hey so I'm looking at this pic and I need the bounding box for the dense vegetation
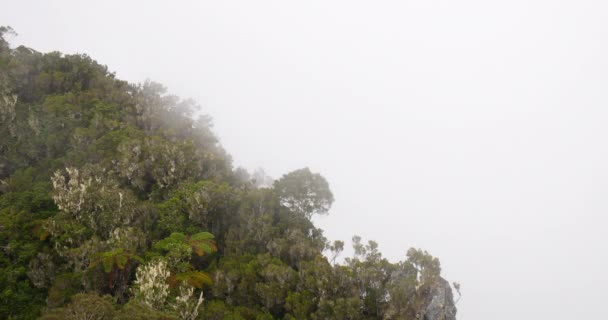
[0,26,457,319]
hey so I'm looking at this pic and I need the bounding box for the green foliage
[274,167,334,219]
[202,300,273,320]
[90,248,143,273]
[154,232,217,270]
[156,180,237,240]
[0,27,456,320]
[41,293,115,320]
[115,300,178,320]
[46,273,81,309]
[169,271,212,289]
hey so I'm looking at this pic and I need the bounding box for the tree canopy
[0,27,457,320]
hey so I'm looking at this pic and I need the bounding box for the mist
[3,1,608,319]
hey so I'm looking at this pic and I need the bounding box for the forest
[0,26,457,319]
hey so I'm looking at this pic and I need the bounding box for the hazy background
[3,1,608,319]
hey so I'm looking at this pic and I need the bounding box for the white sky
[3,1,608,319]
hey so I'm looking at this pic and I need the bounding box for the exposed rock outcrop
[423,277,457,320]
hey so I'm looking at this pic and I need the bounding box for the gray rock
[423,277,457,320]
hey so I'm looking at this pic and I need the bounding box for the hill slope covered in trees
[0,27,457,320]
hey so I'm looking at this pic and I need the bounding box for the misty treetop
[0,27,457,319]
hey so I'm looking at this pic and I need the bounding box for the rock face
[423,277,457,320]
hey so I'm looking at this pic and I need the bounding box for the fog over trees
[3,1,608,319]
[0,28,457,319]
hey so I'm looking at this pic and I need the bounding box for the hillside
[0,27,457,320]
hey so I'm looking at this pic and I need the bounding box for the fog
[4,1,608,318]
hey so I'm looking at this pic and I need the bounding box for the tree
[89,248,143,302]
[50,165,137,238]
[153,232,217,270]
[41,293,115,320]
[115,300,178,320]
[0,26,16,52]
[326,240,345,265]
[345,236,394,318]
[132,259,171,309]
[171,284,205,320]
[0,28,457,320]
[273,168,334,219]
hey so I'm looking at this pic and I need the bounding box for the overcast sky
[4,1,608,319]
